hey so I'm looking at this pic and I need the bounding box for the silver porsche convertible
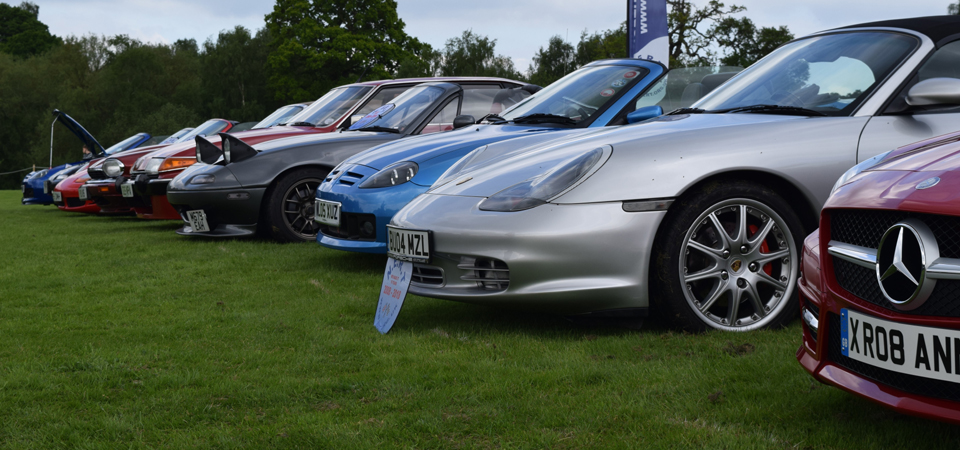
[387,16,960,331]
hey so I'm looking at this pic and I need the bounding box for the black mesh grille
[319,213,376,241]
[23,186,34,198]
[66,197,85,208]
[830,209,960,259]
[833,257,960,318]
[827,313,960,403]
[411,265,443,286]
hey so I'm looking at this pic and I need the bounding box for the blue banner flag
[627,0,669,68]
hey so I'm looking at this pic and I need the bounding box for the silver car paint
[391,27,960,314]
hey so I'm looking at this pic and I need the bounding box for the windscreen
[634,66,743,111]
[177,120,229,142]
[253,105,305,129]
[356,85,445,134]
[501,65,649,124]
[287,86,373,127]
[695,32,918,115]
[103,133,146,155]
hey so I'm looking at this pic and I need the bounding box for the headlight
[430,145,488,191]
[359,161,419,188]
[132,156,147,172]
[158,157,196,173]
[190,174,215,185]
[831,150,892,194]
[479,147,606,212]
[102,159,124,178]
[144,158,163,175]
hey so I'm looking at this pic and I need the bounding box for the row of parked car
[21,15,960,424]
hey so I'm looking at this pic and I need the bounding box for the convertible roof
[836,15,960,45]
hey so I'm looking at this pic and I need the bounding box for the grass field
[2,191,959,448]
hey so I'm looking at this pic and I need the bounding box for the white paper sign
[375,257,413,334]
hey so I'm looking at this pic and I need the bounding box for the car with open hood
[385,16,960,332]
[78,118,238,214]
[167,77,531,242]
[22,110,150,205]
[315,62,739,253]
[798,130,960,424]
[114,79,485,221]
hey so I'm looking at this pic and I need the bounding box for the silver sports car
[387,16,960,331]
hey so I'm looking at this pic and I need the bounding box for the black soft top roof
[836,15,960,45]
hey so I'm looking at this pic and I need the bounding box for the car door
[858,39,960,161]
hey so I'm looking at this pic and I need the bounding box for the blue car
[22,110,151,205]
[316,60,739,253]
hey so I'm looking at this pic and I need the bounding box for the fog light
[802,307,819,335]
[361,221,375,237]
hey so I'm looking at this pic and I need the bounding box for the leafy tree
[199,26,275,121]
[265,0,426,102]
[528,36,575,87]
[437,30,521,79]
[667,0,744,67]
[396,42,441,78]
[574,22,626,67]
[0,1,60,58]
[710,17,793,67]
[951,1,959,14]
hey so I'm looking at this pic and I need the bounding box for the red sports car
[115,77,504,220]
[79,118,238,214]
[799,130,960,424]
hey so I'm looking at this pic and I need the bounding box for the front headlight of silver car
[359,161,419,188]
[102,159,124,178]
[831,150,892,194]
[479,147,607,212]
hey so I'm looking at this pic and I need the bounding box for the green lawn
[1,191,958,448]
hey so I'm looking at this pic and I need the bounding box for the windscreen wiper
[714,104,827,116]
[357,125,400,133]
[287,121,315,127]
[479,113,508,124]
[511,113,578,125]
[667,107,708,115]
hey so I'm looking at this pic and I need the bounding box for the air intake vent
[459,257,509,291]
[411,265,443,286]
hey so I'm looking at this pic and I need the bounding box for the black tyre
[262,168,328,243]
[652,180,804,332]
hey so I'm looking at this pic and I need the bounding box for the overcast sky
[30,0,957,71]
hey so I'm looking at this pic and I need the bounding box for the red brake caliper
[748,224,773,275]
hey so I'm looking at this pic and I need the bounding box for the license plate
[121,182,134,198]
[841,308,960,383]
[43,183,48,194]
[186,210,210,233]
[315,199,341,226]
[22,185,26,194]
[386,226,431,263]
[375,257,413,334]
[78,186,88,200]
[52,191,62,202]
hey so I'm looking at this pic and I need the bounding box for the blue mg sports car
[316,60,740,253]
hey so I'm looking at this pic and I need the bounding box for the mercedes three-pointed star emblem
[879,228,919,286]
[875,219,939,309]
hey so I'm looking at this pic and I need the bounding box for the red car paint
[53,167,100,213]
[799,132,960,424]
[127,77,520,220]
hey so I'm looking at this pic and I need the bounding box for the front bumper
[389,193,666,315]
[166,186,266,237]
[797,230,960,425]
[82,179,131,214]
[21,179,53,205]
[316,178,429,254]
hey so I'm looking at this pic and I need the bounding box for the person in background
[81,144,92,161]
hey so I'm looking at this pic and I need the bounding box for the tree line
[1,0,797,188]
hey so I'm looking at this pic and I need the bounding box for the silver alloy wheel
[679,198,798,331]
[282,178,322,238]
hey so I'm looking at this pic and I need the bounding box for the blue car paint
[317,60,667,253]
[22,131,151,205]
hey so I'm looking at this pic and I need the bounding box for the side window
[352,87,408,123]
[421,99,460,135]
[459,86,532,119]
[885,40,960,114]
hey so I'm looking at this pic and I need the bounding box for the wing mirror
[906,78,960,106]
[195,136,223,164]
[626,106,664,124]
[218,133,258,164]
[453,115,476,129]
